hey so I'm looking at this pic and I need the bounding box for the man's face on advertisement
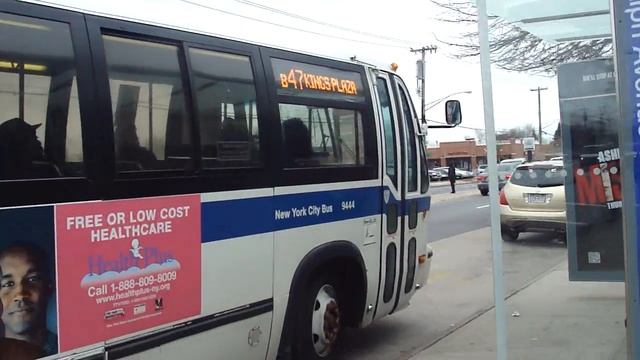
[0,248,49,339]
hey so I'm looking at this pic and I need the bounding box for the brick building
[427,139,562,171]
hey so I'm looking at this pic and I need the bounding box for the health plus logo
[80,241,180,289]
[130,239,144,259]
[86,244,175,275]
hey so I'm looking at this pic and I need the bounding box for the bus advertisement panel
[56,195,201,352]
[0,195,201,357]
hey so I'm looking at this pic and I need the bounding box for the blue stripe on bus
[272,187,381,232]
[201,195,274,243]
[201,186,430,243]
[384,187,431,214]
[417,196,431,213]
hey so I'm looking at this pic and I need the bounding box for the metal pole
[411,46,437,122]
[538,87,542,143]
[421,49,426,123]
[530,87,548,144]
[477,1,507,359]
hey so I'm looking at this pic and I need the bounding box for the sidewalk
[410,260,627,360]
[430,179,476,188]
[430,189,477,203]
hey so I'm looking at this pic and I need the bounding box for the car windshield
[511,164,566,188]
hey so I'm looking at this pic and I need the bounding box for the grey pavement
[410,258,626,360]
[335,227,568,360]
[427,193,489,242]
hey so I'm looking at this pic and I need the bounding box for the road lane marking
[476,204,490,209]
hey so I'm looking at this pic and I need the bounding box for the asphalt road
[333,196,567,360]
[427,194,490,242]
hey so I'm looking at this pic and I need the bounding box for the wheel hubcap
[311,284,340,357]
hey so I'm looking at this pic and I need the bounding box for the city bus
[0,1,461,359]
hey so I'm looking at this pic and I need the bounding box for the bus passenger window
[279,104,364,168]
[189,48,261,168]
[0,13,83,180]
[103,35,193,173]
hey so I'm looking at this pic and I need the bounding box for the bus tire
[292,273,342,359]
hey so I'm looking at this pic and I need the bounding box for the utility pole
[411,46,437,122]
[530,86,548,144]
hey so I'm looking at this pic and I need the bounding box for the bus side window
[279,104,364,168]
[103,35,193,173]
[0,13,83,180]
[189,48,261,168]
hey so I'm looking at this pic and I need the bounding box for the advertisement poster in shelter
[558,58,624,281]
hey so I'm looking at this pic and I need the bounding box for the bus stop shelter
[474,1,640,359]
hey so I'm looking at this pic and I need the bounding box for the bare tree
[496,124,538,141]
[430,0,613,73]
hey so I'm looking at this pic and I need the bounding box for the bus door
[392,76,423,312]
[373,73,404,319]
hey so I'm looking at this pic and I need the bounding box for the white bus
[0,1,461,359]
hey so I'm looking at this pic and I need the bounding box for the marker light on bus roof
[390,63,399,72]
[0,61,47,72]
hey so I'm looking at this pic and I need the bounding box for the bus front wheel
[294,275,342,359]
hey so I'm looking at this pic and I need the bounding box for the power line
[231,0,418,46]
[179,0,412,49]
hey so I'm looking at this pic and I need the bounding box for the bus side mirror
[445,100,462,126]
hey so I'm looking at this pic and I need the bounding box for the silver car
[500,161,567,241]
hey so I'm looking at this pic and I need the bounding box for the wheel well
[323,257,366,327]
[279,241,367,356]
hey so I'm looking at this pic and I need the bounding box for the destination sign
[272,58,365,103]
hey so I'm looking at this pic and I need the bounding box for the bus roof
[19,0,387,73]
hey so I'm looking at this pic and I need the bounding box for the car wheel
[480,189,489,196]
[292,274,342,360]
[501,229,519,242]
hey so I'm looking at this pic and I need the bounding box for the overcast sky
[32,0,561,144]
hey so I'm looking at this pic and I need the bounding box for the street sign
[522,137,535,151]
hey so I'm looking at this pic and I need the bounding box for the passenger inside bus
[113,85,157,171]
[0,118,60,180]
[283,117,315,167]
[220,116,249,142]
[114,121,157,171]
